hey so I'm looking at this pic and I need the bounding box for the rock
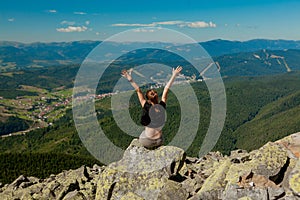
[0,165,100,200]
[1,133,300,200]
[276,132,300,159]
[96,139,186,200]
[192,133,300,200]
[62,190,86,200]
[115,139,186,175]
[9,175,29,190]
[230,149,250,163]
[120,192,144,200]
[238,197,253,200]
[267,187,286,199]
[289,159,300,197]
[197,159,231,195]
[237,171,279,188]
[225,141,290,188]
[222,184,286,200]
[222,184,269,200]
[157,180,189,200]
[190,189,222,200]
[181,178,201,196]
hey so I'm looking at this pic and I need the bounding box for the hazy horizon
[1,38,300,45]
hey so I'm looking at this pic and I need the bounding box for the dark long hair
[145,89,157,99]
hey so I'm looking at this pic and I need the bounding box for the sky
[1,0,300,43]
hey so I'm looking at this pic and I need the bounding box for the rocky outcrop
[0,132,300,200]
[0,165,103,200]
[96,139,187,199]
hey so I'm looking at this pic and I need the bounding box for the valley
[0,85,72,137]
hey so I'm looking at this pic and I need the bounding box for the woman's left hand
[121,69,133,81]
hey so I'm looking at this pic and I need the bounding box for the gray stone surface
[0,132,299,200]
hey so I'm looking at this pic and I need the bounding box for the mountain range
[1,39,300,72]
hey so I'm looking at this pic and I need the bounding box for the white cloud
[155,21,184,25]
[133,28,156,33]
[61,20,76,25]
[56,26,88,32]
[112,20,216,28]
[185,21,216,28]
[105,53,113,57]
[74,11,87,15]
[112,23,155,27]
[8,18,15,22]
[58,20,91,33]
[47,10,57,13]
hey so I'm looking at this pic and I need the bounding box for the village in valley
[0,84,114,137]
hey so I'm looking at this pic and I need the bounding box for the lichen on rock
[289,159,300,197]
[96,139,186,199]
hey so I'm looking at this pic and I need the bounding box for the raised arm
[161,66,182,103]
[121,69,146,107]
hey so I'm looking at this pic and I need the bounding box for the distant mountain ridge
[216,49,300,76]
[0,41,100,70]
[201,39,300,56]
[1,39,300,71]
[1,39,300,55]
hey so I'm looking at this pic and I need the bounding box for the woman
[121,66,183,148]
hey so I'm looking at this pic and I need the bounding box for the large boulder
[95,139,187,200]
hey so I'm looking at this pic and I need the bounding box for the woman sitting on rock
[121,66,182,149]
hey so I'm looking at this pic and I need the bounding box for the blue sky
[1,0,300,43]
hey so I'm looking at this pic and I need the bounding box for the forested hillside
[1,71,300,184]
